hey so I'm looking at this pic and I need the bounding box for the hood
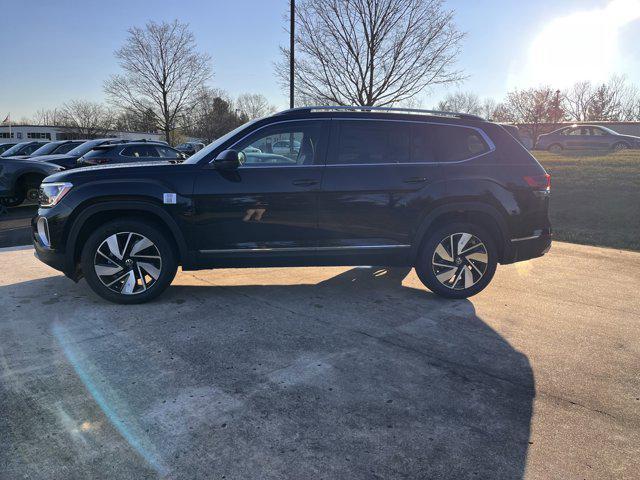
[43,160,184,183]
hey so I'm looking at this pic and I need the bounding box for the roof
[274,105,486,122]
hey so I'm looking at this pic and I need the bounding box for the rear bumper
[501,231,552,264]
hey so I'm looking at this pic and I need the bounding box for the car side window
[332,121,410,165]
[121,145,157,158]
[156,146,182,158]
[54,143,77,154]
[233,121,325,167]
[591,127,606,136]
[432,125,490,162]
[566,128,582,136]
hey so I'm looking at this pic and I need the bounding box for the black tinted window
[120,145,157,158]
[433,125,490,162]
[332,121,410,165]
[156,146,182,158]
[54,142,81,154]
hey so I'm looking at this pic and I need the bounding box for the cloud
[508,0,640,89]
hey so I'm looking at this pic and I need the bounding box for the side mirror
[213,149,244,170]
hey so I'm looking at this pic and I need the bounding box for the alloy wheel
[94,232,162,295]
[431,232,488,290]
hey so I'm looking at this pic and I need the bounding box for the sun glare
[511,0,640,88]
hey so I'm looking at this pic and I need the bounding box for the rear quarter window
[432,125,490,162]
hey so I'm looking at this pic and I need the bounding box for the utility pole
[289,0,295,109]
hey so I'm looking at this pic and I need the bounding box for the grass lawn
[533,149,640,252]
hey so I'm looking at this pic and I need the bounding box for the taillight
[524,174,550,191]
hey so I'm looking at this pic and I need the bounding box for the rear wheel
[415,223,498,299]
[80,220,178,304]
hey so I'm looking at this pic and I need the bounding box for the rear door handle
[403,176,428,184]
[292,179,318,186]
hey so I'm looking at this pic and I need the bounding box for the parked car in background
[32,106,551,304]
[2,140,85,160]
[33,139,129,170]
[0,141,49,158]
[0,142,18,154]
[77,142,185,167]
[536,125,640,152]
[176,141,205,156]
[0,158,63,207]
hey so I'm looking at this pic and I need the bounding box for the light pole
[290,0,295,109]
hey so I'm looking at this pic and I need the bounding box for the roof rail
[274,105,485,121]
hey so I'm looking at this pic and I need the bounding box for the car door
[317,119,446,254]
[590,127,612,149]
[564,127,589,149]
[191,119,329,254]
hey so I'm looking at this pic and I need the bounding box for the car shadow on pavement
[0,267,534,480]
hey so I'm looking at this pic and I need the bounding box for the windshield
[184,120,258,164]
[30,142,61,156]
[66,140,108,157]
[0,142,29,157]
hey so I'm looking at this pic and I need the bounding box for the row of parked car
[0,138,204,207]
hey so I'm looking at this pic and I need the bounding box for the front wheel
[80,220,178,304]
[613,142,629,152]
[415,223,498,299]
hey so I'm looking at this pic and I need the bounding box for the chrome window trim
[199,244,411,254]
[210,117,495,168]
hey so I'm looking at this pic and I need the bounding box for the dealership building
[0,124,164,142]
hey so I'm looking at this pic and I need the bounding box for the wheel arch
[412,202,510,263]
[66,200,189,276]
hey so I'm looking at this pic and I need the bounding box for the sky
[1,0,639,120]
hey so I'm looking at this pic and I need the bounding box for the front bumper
[31,211,78,279]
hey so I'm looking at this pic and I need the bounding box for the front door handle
[292,179,318,186]
[403,176,428,184]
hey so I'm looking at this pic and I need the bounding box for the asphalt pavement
[0,242,638,479]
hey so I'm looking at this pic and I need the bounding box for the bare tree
[58,100,113,137]
[277,0,465,107]
[563,81,594,122]
[104,20,212,143]
[236,93,277,119]
[183,87,247,143]
[563,76,637,121]
[501,87,564,144]
[32,108,65,126]
[436,91,481,115]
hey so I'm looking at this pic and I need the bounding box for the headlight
[39,182,73,207]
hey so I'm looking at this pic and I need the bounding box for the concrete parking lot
[0,242,638,479]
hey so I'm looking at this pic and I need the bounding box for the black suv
[76,142,185,167]
[32,107,551,304]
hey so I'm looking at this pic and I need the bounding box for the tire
[415,222,498,299]
[80,219,178,304]
[613,142,629,152]
[548,144,563,153]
